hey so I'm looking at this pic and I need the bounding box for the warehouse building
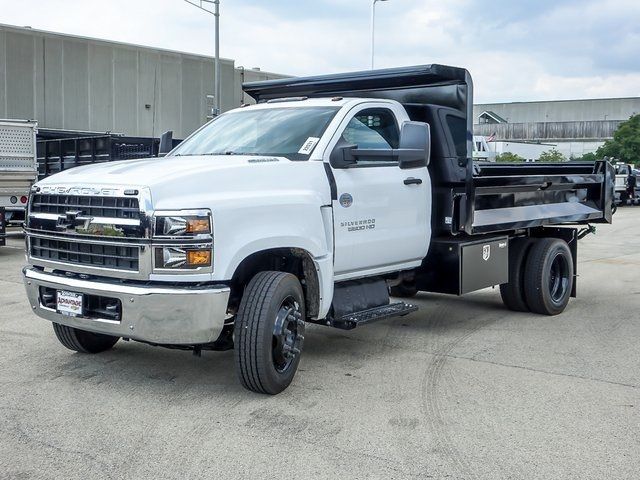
[0,24,285,139]
[474,97,640,158]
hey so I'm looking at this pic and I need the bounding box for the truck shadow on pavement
[45,290,516,396]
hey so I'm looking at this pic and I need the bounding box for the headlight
[154,247,212,269]
[154,214,211,237]
[152,209,213,272]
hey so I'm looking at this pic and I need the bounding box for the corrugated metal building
[474,98,640,124]
[473,97,640,158]
[0,24,286,139]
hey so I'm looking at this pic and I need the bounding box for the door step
[329,302,418,330]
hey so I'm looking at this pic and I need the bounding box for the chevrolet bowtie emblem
[56,210,93,232]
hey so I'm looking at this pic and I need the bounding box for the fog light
[20,196,28,204]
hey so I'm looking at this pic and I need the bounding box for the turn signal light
[186,249,211,266]
[185,218,211,234]
[157,215,211,236]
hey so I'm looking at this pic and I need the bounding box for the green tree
[538,148,566,162]
[595,114,640,164]
[495,152,525,163]
[571,152,597,162]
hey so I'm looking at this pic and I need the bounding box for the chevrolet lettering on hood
[38,185,123,196]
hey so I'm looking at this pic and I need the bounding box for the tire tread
[235,271,292,394]
[500,238,533,312]
[52,323,119,353]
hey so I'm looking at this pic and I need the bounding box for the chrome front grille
[30,194,140,219]
[30,236,139,271]
[26,189,150,277]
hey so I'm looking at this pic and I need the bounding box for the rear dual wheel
[500,238,534,312]
[390,281,419,298]
[501,237,573,315]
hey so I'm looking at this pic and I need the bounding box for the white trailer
[0,120,38,226]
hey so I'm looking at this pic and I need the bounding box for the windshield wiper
[175,151,268,157]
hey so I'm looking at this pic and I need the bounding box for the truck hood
[38,155,288,187]
[35,155,330,210]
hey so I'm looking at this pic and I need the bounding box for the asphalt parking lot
[1,208,639,480]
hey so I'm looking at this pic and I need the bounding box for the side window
[446,114,468,158]
[342,109,400,160]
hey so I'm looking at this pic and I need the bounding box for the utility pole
[184,0,221,116]
[370,0,390,69]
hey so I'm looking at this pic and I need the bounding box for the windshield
[170,106,340,160]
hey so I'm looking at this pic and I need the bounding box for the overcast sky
[1,0,638,103]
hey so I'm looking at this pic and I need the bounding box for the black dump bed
[244,65,613,237]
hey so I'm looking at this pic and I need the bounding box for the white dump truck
[22,65,613,394]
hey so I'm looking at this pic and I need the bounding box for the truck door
[326,105,431,279]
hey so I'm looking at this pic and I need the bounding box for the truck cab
[22,65,614,394]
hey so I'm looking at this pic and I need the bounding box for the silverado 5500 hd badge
[340,219,376,232]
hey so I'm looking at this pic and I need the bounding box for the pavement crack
[443,354,639,390]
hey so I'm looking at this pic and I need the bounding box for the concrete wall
[0,24,286,139]
[474,97,640,124]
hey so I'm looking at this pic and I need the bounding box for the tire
[52,323,119,353]
[621,192,629,204]
[390,281,418,298]
[524,238,574,315]
[500,237,534,312]
[234,271,305,395]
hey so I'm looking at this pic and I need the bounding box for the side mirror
[158,130,174,157]
[330,139,357,169]
[398,121,430,169]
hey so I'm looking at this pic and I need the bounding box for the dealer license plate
[56,290,84,317]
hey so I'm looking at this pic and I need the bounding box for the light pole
[370,0,390,69]
[184,0,221,116]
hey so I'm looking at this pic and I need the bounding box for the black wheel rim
[272,296,304,373]
[549,252,570,304]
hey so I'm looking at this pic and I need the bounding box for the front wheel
[52,323,119,353]
[234,271,305,395]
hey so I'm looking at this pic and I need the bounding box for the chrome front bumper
[23,267,230,345]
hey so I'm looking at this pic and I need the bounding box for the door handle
[403,177,423,185]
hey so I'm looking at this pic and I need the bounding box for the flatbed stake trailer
[0,119,38,228]
[22,64,613,394]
